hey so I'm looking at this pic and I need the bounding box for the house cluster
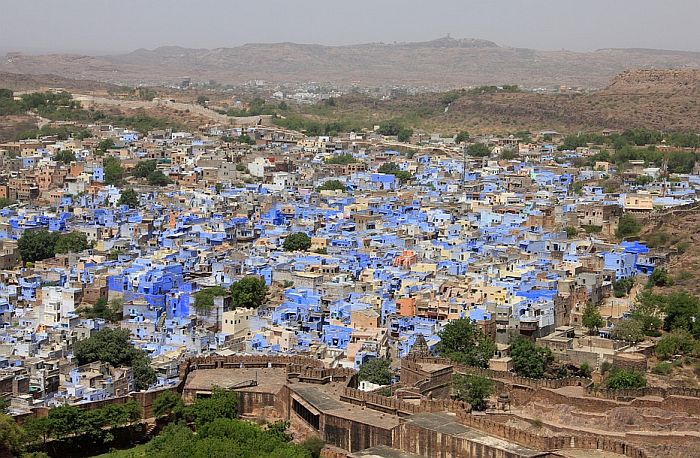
[0,119,696,415]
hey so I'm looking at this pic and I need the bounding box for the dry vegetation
[295,70,700,134]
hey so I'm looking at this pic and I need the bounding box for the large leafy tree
[616,213,641,239]
[581,302,605,335]
[611,319,645,343]
[0,414,24,456]
[54,231,90,254]
[185,387,239,428]
[467,143,491,157]
[510,337,554,379]
[230,276,268,309]
[132,159,157,178]
[117,188,139,208]
[451,374,494,411]
[54,149,76,164]
[436,319,496,368]
[23,401,140,447]
[358,357,392,385]
[103,156,124,185]
[73,328,155,390]
[147,170,172,186]
[605,368,646,390]
[18,230,59,263]
[193,286,228,313]
[663,291,700,336]
[153,390,184,419]
[656,331,696,360]
[283,232,311,252]
[631,290,664,336]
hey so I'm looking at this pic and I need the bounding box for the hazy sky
[3,0,700,54]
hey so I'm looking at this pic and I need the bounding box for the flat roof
[184,368,287,394]
[291,384,401,430]
[404,412,542,457]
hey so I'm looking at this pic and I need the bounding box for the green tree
[582,302,605,335]
[510,337,554,378]
[397,128,413,142]
[451,374,494,411]
[325,153,356,164]
[605,368,646,390]
[0,414,24,456]
[239,134,255,145]
[631,290,664,336]
[611,319,645,342]
[18,230,59,263]
[230,276,268,309]
[376,120,402,136]
[378,162,400,174]
[358,357,392,385]
[55,231,90,254]
[662,291,700,335]
[23,416,52,447]
[564,226,577,238]
[579,362,592,378]
[196,95,209,106]
[117,188,139,208]
[647,268,672,288]
[214,183,223,194]
[467,143,491,157]
[301,436,325,458]
[0,198,14,209]
[137,88,156,101]
[85,297,120,322]
[54,149,76,164]
[103,155,124,185]
[454,131,470,144]
[283,232,311,252]
[132,159,157,178]
[317,180,346,192]
[73,328,155,390]
[616,213,641,239]
[656,331,696,360]
[500,149,517,160]
[392,170,413,184]
[147,170,172,186]
[378,162,413,183]
[98,138,116,152]
[613,277,635,298]
[436,319,496,368]
[193,286,228,313]
[278,101,289,111]
[153,390,184,419]
[185,387,238,428]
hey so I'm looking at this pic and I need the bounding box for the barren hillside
[301,69,700,133]
[2,38,700,89]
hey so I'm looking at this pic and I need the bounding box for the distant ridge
[2,37,699,89]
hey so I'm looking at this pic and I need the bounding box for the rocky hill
[2,37,700,89]
[313,69,700,133]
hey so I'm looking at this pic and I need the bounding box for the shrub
[652,362,672,375]
[605,368,646,390]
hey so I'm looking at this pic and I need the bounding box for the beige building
[221,308,255,341]
[624,192,653,212]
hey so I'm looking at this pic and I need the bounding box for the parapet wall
[340,387,470,417]
[178,354,325,382]
[456,412,648,458]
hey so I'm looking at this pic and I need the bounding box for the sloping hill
[294,69,700,133]
[2,37,700,88]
